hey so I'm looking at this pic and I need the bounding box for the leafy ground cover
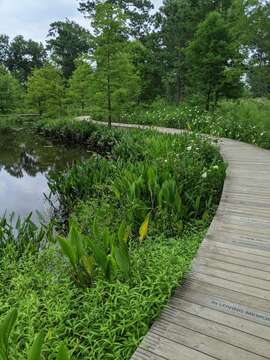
[0,119,226,359]
[121,98,270,149]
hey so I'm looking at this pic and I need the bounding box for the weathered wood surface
[78,118,270,359]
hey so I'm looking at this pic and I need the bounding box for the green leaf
[57,236,77,269]
[56,343,70,360]
[0,308,18,357]
[114,245,130,277]
[81,255,95,277]
[88,239,108,276]
[28,332,45,360]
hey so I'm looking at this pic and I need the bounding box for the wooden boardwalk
[78,119,270,359]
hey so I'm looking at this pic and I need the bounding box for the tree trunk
[107,50,112,128]
[206,86,212,111]
[175,50,182,104]
[176,71,182,105]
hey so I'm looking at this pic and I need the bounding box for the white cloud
[0,0,90,43]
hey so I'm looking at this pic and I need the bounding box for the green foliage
[0,119,225,359]
[91,3,140,125]
[78,0,153,38]
[57,221,131,286]
[0,213,52,257]
[0,309,71,359]
[67,62,93,114]
[47,20,91,79]
[122,98,270,149]
[186,11,242,110]
[3,35,47,84]
[26,65,65,116]
[0,66,23,114]
[0,230,204,359]
[35,118,121,152]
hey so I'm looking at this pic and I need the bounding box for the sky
[0,0,163,43]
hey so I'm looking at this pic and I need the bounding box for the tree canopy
[47,20,92,79]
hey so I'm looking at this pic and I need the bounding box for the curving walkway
[79,118,270,359]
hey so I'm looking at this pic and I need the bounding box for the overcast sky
[0,0,163,43]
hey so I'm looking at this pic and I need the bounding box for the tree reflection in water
[0,128,90,220]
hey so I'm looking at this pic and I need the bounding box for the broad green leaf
[88,240,108,275]
[56,343,70,360]
[28,332,45,360]
[202,210,209,221]
[114,245,130,277]
[81,255,95,277]
[57,236,77,269]
[0,308,18,355]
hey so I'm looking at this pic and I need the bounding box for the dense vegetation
[122,98,270,149]
[0,119,226,358]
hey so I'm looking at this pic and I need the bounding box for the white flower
[187,146,192,151]
[201,172,207,179]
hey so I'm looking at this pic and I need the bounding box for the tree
[26,65,65,116]
[245,1,270,97]
[78,0,153,38]
[67,62,93,114]
[47,20,92,79]
[185,11,242,110]
[0,66,22,114]
[6,36,47,84]
[91,3,140,126]
[0,34,9,65]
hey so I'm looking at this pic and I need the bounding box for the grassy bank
[121,98,270,149]
[0,119,226,359]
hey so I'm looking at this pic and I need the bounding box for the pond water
[0,128,90,223]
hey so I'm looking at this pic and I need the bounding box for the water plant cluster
[122,98,270,149]
[0,119,225,359]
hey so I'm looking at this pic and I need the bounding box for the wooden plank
[167,298,270,340]
[196,252,270,272]
[194,257,270,280]
[141,333,216,360]
[176,280,270,321]
[192,263,270,290]
[151,320,267,360]
[190,272,270,300]
[158,309,270,358]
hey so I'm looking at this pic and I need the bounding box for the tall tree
[67,62,93,114]
[91,3,140,126]
[186,11,242,110]
[156,0,234,104]
[0,66,22,114]
[47,20,92,79]
[26,65,65,116]
[246,0,270,97]
[78,0,153,38]
[0,34,9,65]
[6,36,47,84]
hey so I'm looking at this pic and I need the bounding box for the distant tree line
[0,0,269,120]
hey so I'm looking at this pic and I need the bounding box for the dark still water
[0,128,90,223]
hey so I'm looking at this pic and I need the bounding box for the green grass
[0,119,226,359]
[0,229,204,359]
